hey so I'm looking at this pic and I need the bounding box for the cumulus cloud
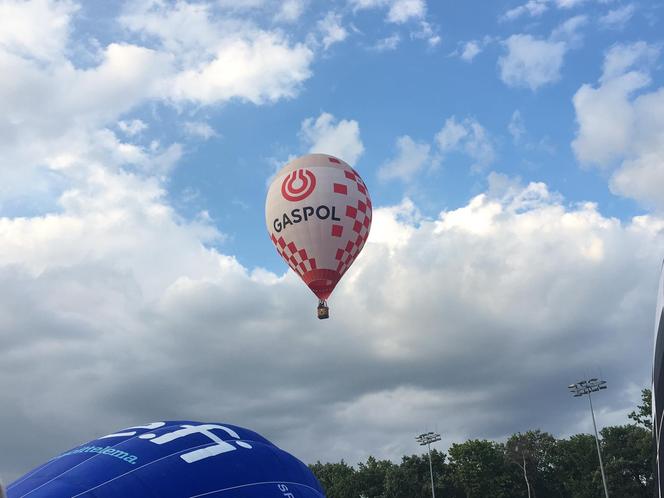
[0,38,173,207]
[371,34,401,51]
[0,0,78,61]
[274,0,307,22]
[499,35,566,90]
[387,0,426,24]
[502,0,549,21]
[350,0,425,23]
[412,20,441,47]
[183,121,218,140]
[599,4,636,29]
[498,16,586,90]
[378,135,431,181]
[348,0,438,47]
[0,0,318,209]
[2,173,662,481]
[501,0,606,21]
[317,12,348,50]
[119,1,314,105]
[167,33,311,105]
[378,116,495,181]
[555,0,588,8]
[1,0,661,488]
[453,37,494,62]
[459,41,481,61]
[435,117,496,171]
[118,119,148,137]
[572,42,664,209]
[299,112,365,165]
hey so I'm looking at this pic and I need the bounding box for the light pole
[416,431,441,498]
[569,378,609,498]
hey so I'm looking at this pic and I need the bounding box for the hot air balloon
[8,421,325,497]
[266,154,372,319]
[653,259,664,497]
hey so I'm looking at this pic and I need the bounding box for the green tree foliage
[310,391,655,498]
[384,450,449,498]
[601,424,653,497]
[505,430,561,498]
[552,434,603,498]
[448,439,517,498]
[628,388,652,431]
[355,456,394,498]
[309,460,357,498]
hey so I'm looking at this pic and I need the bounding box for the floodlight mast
[416,432,441,498]
[568,379,609,498]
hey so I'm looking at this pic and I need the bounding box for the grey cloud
[2,178,661,482]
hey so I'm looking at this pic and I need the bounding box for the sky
[1,0,664,483]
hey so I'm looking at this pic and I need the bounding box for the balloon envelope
[265,154,372,300]
[8,421,324,498]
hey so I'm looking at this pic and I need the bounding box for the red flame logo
[281,169,316,202]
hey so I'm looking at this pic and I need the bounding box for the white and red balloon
[265,153,372,306]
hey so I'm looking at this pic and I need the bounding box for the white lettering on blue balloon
[277,484,296,498]
[139,424,253,463]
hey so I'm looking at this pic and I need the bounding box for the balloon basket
[317,300,329,320]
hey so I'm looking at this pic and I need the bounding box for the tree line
[309,389,653,498]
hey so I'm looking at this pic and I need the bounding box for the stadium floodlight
[416,432,441,498]
[569,378,610,498]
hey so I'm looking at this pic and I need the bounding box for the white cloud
[387,0,426,24]
[551,14,587,45]
[508,110,526,143]
[411,20,440,47]
[460,41,481,61]
[90,130,183,177]
[600,41,659,83]
[501,0,606,21]
[435,117,496,171]
[119,2,314,105]
[498,16,587,91]
[0,0,317,205]
[120,0,221,60]
[499,35,566,90]
[378,135,431,181]
[557,0,614,8]
[349,0,385,9]
[599,4,635,29]
[183,121,218,140]
[555,0,587,8]
[0,0,78,61]
[2,175,662,479]
[318,12,348,50]
[217,0,267,9]
[275,0,307,22]
[453,36,494,62]
[118,119,148,136]
[502,0,549,21]
[572,42,664,209]
[299,112,364,165]
[349,0,425,24]
[0,40,173,206]
[436,117,468,150]
[348,0,438,47]
[168,32,313,105]
[371,34,401,51]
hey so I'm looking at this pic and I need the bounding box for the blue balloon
[8,421,325,497]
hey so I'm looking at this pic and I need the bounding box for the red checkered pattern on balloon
[330,166,372,276]
[270,234,317,277]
